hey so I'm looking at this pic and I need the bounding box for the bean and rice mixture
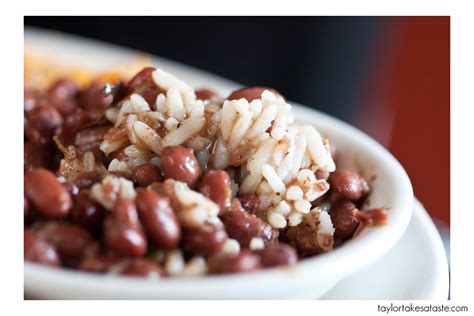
[24,66,388,278]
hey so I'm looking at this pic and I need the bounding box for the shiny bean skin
[25,106,62,148]
[237,194,260,215]
[24,168,72,218]
[71,191,106,234]
[136,189,181,249]
[104,198,147,257]
[74,124,112,152]
[121,259,164,278]
[60,110,98,144]
[227,87,284,102]
[195,89,219,100]
[132,163,162,187]
[221,210,275,247]
[198,170,232,213]
[47,78,79,116]
[161,146,202,188]
[182,223,228,256]
[208,251,261,274]
[24,229,60,267]
[79,81,113,111]
[254,243,297,268]
[24,143,52,171]
[328,169,370,202]
[36,222,95,262]
[126,67,162,106]
[329,201,360,240]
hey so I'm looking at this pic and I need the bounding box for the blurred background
[24,16,450,235]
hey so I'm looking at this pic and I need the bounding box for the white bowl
[24,29,414,299]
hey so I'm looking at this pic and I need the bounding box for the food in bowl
[24,66,387,278]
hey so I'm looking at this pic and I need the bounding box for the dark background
[24,17,450,227]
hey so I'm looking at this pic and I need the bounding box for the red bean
[254,243,297,268]
[24,88,40,113]
[24,229,60,267]
[237,194,260,215]
[24,143,52,171]
[195,89,219,100]
[74,124,111,152]
[78,247,120,273]
[328,169,370,202]
[47,78,79,116]
[24,168,72,218]
[221,210,275,247]
[36,222,95,262]
[103,198,147,257]
[315,168,330,180]
[132,163,162,187]
[79,81,113,111]
[25,106,62,147]
[24,196,29,217]
[73,171,102,189]
[227,87,284,102]
[126,67,162,106]
[71,191,106,234]
[59,110,98,144]
[330,201,360,240]
[208,251,261,274]
[198,170,232,214]
[182,223,228,256]
[161,146,202,188]
[136,189,181,249]
[121,259,164,278]
[293,223,323,256]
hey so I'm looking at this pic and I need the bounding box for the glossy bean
[208,251,261,274]
[71,190,106,234]
[161,146,202,188]
[254,243,297,268]
[132,163,162,187]
[182,223,228,256]
[221,210,275,247]
[328,169,370,202]
[198,170,232,213]
[24,229,60,267]
[121,259,164,278]
[227,87,284,102]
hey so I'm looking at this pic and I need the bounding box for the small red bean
[59,110,98,144]
[254,243,297,268]
[182,223,228,256]
[198,170,232,213]
[78,246,120,273]
[315,168,330,180]
[227,87,284,102]
[24,168,72,218]
[136,189,181,249]
[208,251,261,274]
[330,201,360,240]
[237,194,260,215]
[24,143,52,171]
[71,190,106,234]
[47,78,79,116]
[195,89,219,100]
[161,146,202,188]
[24,229,60,267]
[121,259,164,278]
[25,106,62,148]
[293,223,322,256]
[73,171,102,189]
[79,81,113,111]
[126,67,162,106]
[103,198,147,257]
[328,169,370,202]
[221,210,275,247]
[132,163,162,187]
[36,222,95,262]
[74,124,112,152]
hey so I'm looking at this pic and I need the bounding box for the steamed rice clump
[98,68,336,233]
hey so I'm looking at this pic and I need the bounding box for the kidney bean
[133,163,162,187]
[24,143,52,171]
[293,223,323,256]
[254,243,297,268]
[79,81,113,111]
[24,168,72,218]
[71,190,106,234]
[74,171,102,189]
[182,223,228,256]
[103,198,147,257]
[195,89,219,100]
[36,222,95,263]
[25,105,62,147]
[221,210,275,247]
[208,251,261,274]
[74,124,112,152]
[315,168,330,180]
[330,201,360,240]
[136,189,180,249]
[227,87,284,102]
[161,146,202,188]
[126,67,162,106]
[237,194,260,215]
[198,170,232,213]
[78,244,120,273]
[328,169,370,202]
[60,110,98,144]
[47,78,79,116]
[121,259,164,278]
[24,229,60,267]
